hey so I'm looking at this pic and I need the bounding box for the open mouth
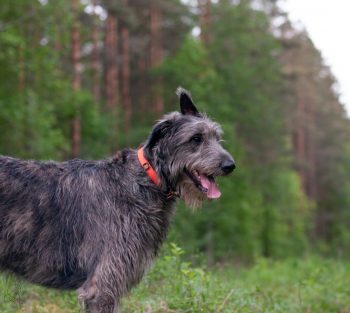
[185,169,221,199]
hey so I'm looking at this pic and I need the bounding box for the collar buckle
[142,163,150,170]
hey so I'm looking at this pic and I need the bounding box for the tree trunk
[295,76,306,193]
[306,92,317,198]
[18,45,25,93]
[150,2,164,116]
[105,12,118,109]
[138,56,147,114]
[71,0,81,158]
[91,0,100,102]
[198,0,212,46]
[121,0,131,133]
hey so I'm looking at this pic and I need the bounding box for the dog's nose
[221,158,236,174]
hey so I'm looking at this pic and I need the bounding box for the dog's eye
[191,135,203,144]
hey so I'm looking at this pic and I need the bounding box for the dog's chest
[114,201,176,288]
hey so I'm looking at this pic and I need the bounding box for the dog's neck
[137,147,159,186]
[138,146,178,200]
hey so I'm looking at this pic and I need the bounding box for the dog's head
[143,87,235,208]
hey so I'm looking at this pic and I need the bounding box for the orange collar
[137,147,159,186]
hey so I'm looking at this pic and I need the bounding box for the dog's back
[0,152,175,295]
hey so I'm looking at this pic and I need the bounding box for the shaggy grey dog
[0,88,235,312]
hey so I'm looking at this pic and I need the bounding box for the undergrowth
[0,244,349,312]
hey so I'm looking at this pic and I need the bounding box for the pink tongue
[199,174,221,199]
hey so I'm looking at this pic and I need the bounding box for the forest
[1,0,350,312]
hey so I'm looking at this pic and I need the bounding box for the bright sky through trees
[281,0,350,113]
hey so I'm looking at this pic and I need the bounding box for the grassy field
[1,244,350,313]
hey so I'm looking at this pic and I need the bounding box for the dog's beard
[177,175,206,209]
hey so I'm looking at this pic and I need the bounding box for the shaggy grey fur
[0,88,235,312]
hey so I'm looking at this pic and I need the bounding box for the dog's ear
[145,120,172,149]
[176,87,199,116]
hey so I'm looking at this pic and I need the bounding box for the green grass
[1,244,350,312]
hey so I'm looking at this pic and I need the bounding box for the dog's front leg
[83,299,118,313]
[77,270,120,313]
[78,281,120,313]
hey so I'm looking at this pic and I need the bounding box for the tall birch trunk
[71,0,81,158]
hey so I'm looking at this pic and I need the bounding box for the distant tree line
[0,0,349,262]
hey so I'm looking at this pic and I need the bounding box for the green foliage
[124,247,350,313]
[161,4,310,261]
[126,243,211,311]
[0,90,66,159]
[2,0,350,310]
[0,0,349,264]
[2,245,349,313]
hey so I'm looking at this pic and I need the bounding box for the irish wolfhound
[0,88,235,312]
